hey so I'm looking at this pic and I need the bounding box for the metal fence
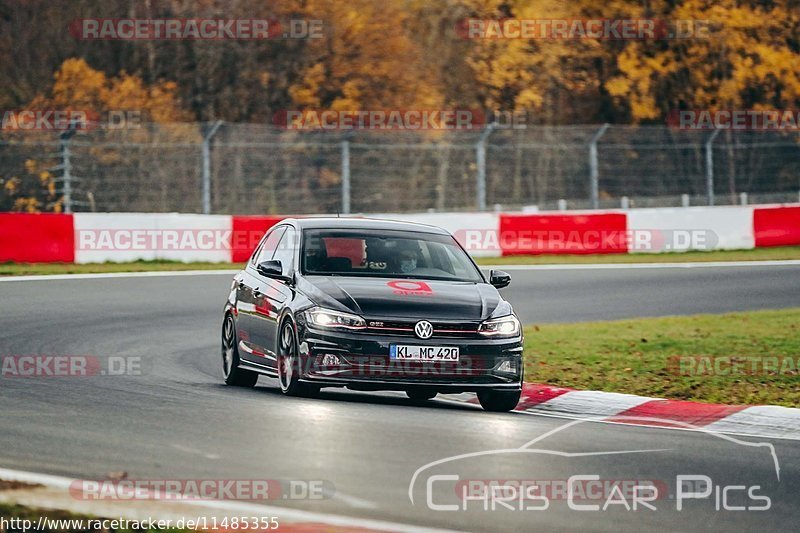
[1,123,798,214]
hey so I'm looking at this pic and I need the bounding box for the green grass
[523,308,800,407]
[0,260,244,276]
[2,246,799,276]
[477,246,800,265]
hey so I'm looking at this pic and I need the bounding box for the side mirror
[489,269,511,289]
[257,260,290,282]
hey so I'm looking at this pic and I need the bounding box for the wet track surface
[1,264,799,531]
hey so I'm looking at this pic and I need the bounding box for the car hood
[299,276,506,320]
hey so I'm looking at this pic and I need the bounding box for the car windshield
[301,228,483,282]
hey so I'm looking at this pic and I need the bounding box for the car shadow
[245,377,482,411]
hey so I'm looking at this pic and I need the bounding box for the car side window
[251,226,286,266]
[271,227,297,276]
[439,243,470,278]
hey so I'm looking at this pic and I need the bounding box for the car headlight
[304,307,366,330]
[478,315,520,337]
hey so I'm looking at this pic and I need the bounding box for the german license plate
[389,345,460,361]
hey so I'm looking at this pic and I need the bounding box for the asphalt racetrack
[1,263,799,531]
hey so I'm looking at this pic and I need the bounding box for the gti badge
[414,320,433,339]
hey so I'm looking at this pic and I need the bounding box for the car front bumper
[296,323,524,393]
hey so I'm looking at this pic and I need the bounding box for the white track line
[0,270,238,282]
[2,259,800,282]
[0,467,452,533]
[481,259,800,270]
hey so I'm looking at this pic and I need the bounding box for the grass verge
[0,260,244,277]
[523,308,800,407]
[480,246,800,265]
[2,246,799,276]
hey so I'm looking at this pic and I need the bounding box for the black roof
[281,217,450,235]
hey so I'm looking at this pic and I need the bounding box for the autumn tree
[0,58,191,212]
[606,0,800,120]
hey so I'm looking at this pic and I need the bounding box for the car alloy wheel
[278,321,318,397]
[221,314,258,387]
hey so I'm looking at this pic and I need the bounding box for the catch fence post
[589,123,610,209]
[202,121,224,214]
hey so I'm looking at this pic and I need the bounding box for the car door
[250,226,297,370]
[237,225,285,363]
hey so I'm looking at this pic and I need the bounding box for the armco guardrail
[1,205,799,263]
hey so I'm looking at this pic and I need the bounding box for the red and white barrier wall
[1,205,799,263]
[0,213,75,263]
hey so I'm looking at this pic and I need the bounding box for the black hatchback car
[222,218,523,411]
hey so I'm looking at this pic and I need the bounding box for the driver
[398,248,419,274]
[392,240,451,277]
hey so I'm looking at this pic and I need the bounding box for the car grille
[363,320,480,338]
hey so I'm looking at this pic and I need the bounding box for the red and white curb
[447,383,800,441]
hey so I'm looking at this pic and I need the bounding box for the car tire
[406,389,437,401]
[477,389,520,412]
[277,320,318,397]
[222,314,259,387]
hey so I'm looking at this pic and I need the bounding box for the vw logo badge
[414,320,433,339]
